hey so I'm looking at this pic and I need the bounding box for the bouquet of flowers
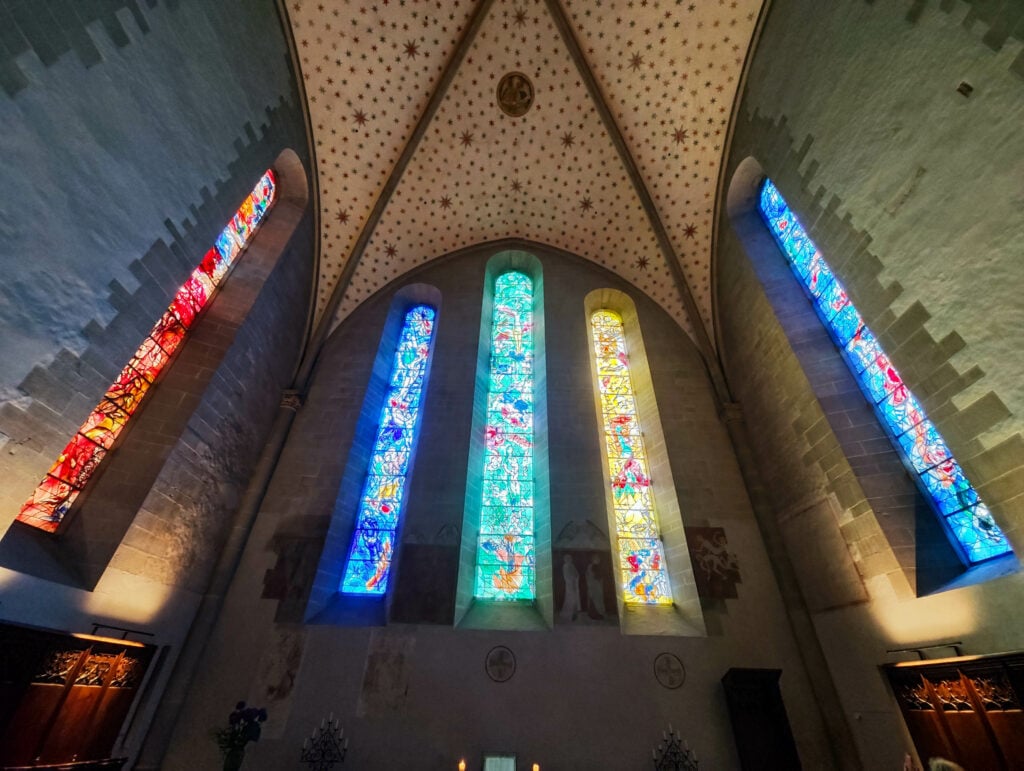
[213,701,268,770]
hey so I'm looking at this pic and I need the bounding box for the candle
[459,760,466,771]
[533,765,540,771]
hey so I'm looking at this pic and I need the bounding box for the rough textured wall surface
[165,243,834,770]
[0,2,314,765]
[0,0,302,483]
[716,0,1024,767]
[734,0,1024,442]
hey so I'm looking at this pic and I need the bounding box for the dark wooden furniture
[884,651,1024,770]
[0,623,154,770]
[721,668,801,770]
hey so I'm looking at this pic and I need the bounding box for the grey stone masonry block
[897,331,966,388]
[945,392,1012,447]
[877,301,930,352]
[960,435,1024,481]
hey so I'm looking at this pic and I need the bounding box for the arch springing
[759,178,1011,564]
[17,171,277,533]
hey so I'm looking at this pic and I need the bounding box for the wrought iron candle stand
[300,713,349,770]
[652,725,698,771]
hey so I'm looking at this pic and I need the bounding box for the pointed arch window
[474,271,537,601]
[341,304,436,595]
[590,310,673,604]
[759,178,1011,564]
[17,171,277,533]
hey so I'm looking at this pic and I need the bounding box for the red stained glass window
[47,434,106,488]
[15,170,277,532]
[128,336,170,382]
[80,401,129,449]
[151,312,187,355]
[18,477,80,533]
[104,363,152,415]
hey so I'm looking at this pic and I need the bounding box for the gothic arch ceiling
[286,0,764,343]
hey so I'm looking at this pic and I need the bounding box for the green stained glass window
[475,271,536,601]
[591,310,673,605]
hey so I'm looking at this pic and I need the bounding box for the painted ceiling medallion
[497,71,534,117]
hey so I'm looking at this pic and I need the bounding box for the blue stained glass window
[759,178,1011,564]
[474,271,537,601]
[341,305,436,594]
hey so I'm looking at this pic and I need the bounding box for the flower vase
[223,747,246,771]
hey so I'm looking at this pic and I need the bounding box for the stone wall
[164,242,836,769]
[0,0,305,516]
[715,0,1024,766]
[0,1,315,764]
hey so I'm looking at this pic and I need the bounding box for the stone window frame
[584,288,705,636]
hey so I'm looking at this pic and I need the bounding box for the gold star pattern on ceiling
[286,0,765,342]
[564,0,762,332]
[336,0,691,332]
[289,0,479,312]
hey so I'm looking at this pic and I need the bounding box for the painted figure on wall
[560,554,581,621]
[552,549,618,626]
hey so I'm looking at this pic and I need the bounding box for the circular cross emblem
[497,72,534,117]
[485,645,517,683]
[654,652,686,689]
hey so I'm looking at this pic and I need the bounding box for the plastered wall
[166,242,837,770]
[715,0,1024,767]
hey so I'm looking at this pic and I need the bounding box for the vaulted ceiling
[286,0,764,346]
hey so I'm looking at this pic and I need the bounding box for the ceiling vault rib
[708,0,773,361]
[275,0,322,376]
[543,0,730,403]
[295,0,499,387]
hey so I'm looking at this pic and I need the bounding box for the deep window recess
[759,178,1011,564]
[17,171,277,533]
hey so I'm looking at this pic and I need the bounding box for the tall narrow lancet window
[759,179,1011,564]
[474,271,536,601]
[341,305,436,595]
[17,171,277,533]
[591,311,673,604]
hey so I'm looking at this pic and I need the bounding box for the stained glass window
[591,311,673,605]
[759,178,1011,564]
[474,271,536,601]
[341,305,436,595]
[16,171,277,533]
